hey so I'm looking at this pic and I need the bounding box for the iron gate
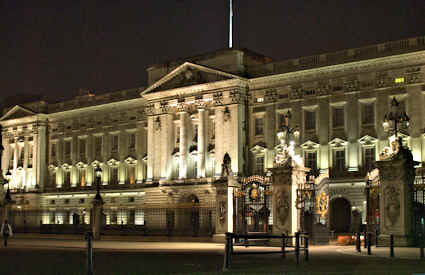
[234,175,272,234]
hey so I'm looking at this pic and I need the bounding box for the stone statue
[221,153,231,177]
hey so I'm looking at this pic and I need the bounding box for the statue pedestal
[376,147,415,246]
[91,198,104,240]
[213,175,240,243]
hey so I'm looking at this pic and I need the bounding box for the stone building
[1,35,425,235]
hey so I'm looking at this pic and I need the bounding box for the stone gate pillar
[376,143,415,246]
[213,175,240,242]
[269,160,306,237]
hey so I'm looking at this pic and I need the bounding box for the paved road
[1,236,425,274]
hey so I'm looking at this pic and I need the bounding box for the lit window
[394,77,405,84]
[256,97,264,103]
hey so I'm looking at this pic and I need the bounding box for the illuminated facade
[1,36,425,233]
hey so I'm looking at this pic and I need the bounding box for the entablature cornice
[249,51,425,89]
[142,78,247,102]
[143,84,248,116]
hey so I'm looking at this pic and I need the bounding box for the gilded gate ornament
[316,192,329,219]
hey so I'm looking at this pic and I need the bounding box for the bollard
[223,232,231,271]
[375,229,379,247]
[367,233,372,255]
[356,232,361,253]
[304,235,309,262]
[295,232,300,265]
[85,231,93,275]
[390,234,394,258]
[363,232,367,248]
[281,234,286,259]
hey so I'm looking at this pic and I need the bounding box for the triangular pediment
[329,137,348,147]
[141,62,245,95]
[0,105,36,121]
[358,135,378,145]
[300,140,320,150]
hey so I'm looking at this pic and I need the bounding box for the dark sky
[1,0,424,106]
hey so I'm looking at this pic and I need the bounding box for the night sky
[1,0,424,107]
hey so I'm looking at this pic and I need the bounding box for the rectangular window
[51,143,57,158]
[333,107,345,128]
[128,166,135,184]
[112,135,119,153]
[63,171,70,187]
[80,169,86,187]
[334,150,345,171]
[362,104,375,125]
[394,77,405,84]
[364,147,376,171]
[255,156,264,175]
[305,152,317,171]
[210,120,215,140]
[129,133,136,152]
[95,136,102,155]
[193,125,198,142]
[255,117,264,136]
[176,126,181,144]
[79,139,86,158]
[64,141,71,159]
[305,111,316,131]
[135,209,145,225]
[111,167,118,184]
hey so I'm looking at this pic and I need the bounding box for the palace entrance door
[235,176,271,234]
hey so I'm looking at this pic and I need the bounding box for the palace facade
[1,36,425,235]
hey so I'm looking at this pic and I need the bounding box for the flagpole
[229,0,233,48]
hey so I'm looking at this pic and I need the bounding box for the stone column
[198,109,206,177]
[376,145,415,246]
[318,97,330,172]
[36,123,47,191]
[160,114,174,179]
[146,116,155,181]
[347,95,359,171]
[215,107,224,176]
[407,86,423,162]
[91,196,104,240]
[179,112,188,179]
[376,94,389,155]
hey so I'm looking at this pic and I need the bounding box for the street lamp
[382,97,410,138]
[277,111,300,146]
[94,166,102,200]
[4,170,11,201]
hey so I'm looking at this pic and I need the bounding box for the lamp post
[365,177,371,234]
[277,111,300,146]
[92,165,104,240]
[382,97,410,140]
[94,166,102,201]
[4,170,11,202]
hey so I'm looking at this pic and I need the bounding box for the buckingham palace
[1,35,425,239]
